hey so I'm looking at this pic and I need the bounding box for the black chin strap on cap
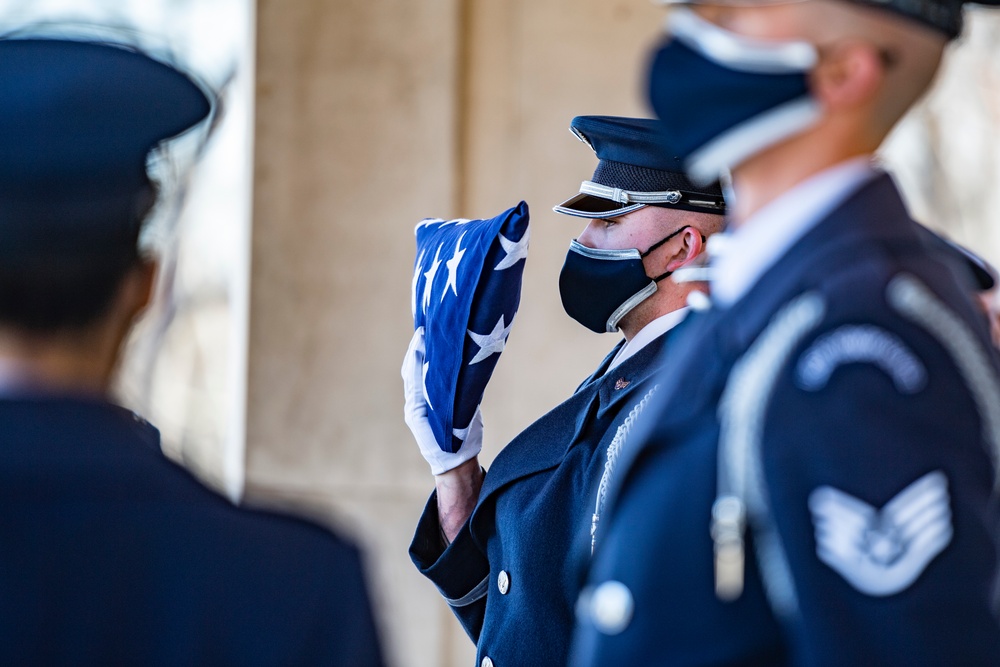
[640,225,706,282]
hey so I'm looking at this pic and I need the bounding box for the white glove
[402,327,484,475]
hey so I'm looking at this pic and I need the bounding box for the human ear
[119,257,158,320]
[664,227,706,273]
[810,40,884,111]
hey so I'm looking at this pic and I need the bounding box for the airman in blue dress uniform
[573,0,1000,664]
[406,116,726,666]
[0,35,383,666]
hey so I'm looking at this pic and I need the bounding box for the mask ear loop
[641,225,707,282]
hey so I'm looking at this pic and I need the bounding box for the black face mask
[559,225,692,333]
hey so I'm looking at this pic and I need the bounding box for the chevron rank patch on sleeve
[410,202,530,453]
[808,470,953,597]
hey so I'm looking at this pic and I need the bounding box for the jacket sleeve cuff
[409,489,490,606]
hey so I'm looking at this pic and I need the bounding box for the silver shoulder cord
[886,275,1000,485]
[591,385,660,554]
[714,292,826,616]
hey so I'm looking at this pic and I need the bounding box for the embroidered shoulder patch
[796,325,926,393]
[808,470,952,597]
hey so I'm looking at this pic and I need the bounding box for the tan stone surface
[249,0,460,498]
[250,1,464,663]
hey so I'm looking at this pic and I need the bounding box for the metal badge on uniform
[796,325,927,394]
[614,378,630,391]
[808,470,952,597]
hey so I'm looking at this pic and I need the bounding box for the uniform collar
[477,317,677,507]
[711,156,878,308]
[608,307,690,372]
[0,394,161,451]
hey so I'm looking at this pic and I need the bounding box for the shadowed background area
[1,1,997,666]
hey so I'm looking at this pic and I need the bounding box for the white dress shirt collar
[608,306,691,372]
[711,156,878,308]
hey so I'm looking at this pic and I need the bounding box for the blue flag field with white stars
[410,201,530,453]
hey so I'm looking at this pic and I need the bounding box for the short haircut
[0,182,156,333]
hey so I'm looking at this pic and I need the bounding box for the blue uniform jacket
[411,329,676,666]
[573,174,1000,666]
[0,396,384,667]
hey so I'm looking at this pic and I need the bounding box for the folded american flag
[410,202,530,453]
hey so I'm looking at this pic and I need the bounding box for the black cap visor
[553,193,646,219]
[553,192,725,219]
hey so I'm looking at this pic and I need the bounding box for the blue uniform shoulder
[0,397,385,667]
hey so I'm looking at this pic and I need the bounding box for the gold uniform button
[497,570,510,595]
[481,657,494,667]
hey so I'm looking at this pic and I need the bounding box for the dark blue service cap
[0,37,212,260]
[658,0,998,40]
[847,0,1000,39]
[554,115,725,219]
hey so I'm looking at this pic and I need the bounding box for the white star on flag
[422,360,434,410]
[494,227,530,271]
[468,315,514,365]
[419,217,472,230]
[453,421,473,441]
[421,244,443,314]
[410,249,426,316]
[442,232,468,301]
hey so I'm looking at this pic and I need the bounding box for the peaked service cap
[844,0,1000,39]
[554,115,725,220]
[654,0,1000,40]
[0,37,212,261]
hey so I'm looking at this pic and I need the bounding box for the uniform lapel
[595,329,673,422]
[477,381,602,504]
[576,340,626,391]
[478,330,674,505]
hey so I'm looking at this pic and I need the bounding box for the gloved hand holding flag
[402,202,530,474]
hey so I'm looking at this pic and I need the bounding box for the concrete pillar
[249,1,463,664]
